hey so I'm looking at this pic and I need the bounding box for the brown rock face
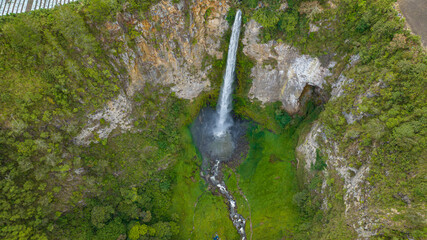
[109,0,230,98]
[74,0,230,145]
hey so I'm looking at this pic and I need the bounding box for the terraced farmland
[0,0,78,16]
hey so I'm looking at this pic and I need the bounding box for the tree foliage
[0,0,182,239]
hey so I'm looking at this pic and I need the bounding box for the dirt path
[397,0,427,47]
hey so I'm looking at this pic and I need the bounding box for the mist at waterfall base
[191,108,248,169]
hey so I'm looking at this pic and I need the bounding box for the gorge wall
[76,0,230,144]
[75,0,424,238]
[76,1,373,238]
[111,0,230,99]
[241,11,380,238]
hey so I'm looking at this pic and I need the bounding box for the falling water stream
[214,9,242,137]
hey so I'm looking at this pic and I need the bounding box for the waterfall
[212,10,247,240]
[191,10,247,240]
[214,9,242,137]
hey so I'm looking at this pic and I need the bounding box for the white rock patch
[74,93,133,145]
[243,20,333,114]
[309,23,320,33]
[296,122,323,171]
[331,74,353,100]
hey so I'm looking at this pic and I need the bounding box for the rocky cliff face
[114,0,230,99]
[76,0,230,144]
[81,1,340,146]
[242,19,335,114]
[296,122,377,238]
[294,52,381,238]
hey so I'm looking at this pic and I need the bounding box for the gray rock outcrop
[243,19,334,114]
[296,122,377,239]
[74,92,133,145]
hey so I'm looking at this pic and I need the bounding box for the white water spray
[214,10,242,137]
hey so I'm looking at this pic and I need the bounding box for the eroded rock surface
[113,0,230,99]
[296,122,324,171]
[296,122,377,238]
[74,93,133,145]
[76,0,230,144]
[243,19,334,114]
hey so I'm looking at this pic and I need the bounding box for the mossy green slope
[170,129,239,240]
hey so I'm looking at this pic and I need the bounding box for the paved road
[398,0,427,47]
[0,0,78,16]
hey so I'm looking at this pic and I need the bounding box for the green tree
[279,11,299,38]
[152,222,179,239]
[94,218,126,240]
[91,205,114,228]
[128,223,148,240]
[85,0,117,23]
[53,6,99,54]
[253,8,280,29]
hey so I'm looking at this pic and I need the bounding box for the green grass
[222,166,252,236]
[170,128,239,240]
[236,127,300,239]
[170,103,321,239]
[225,106,320,239]
[235,100,284,134]
[190,193,240,240]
